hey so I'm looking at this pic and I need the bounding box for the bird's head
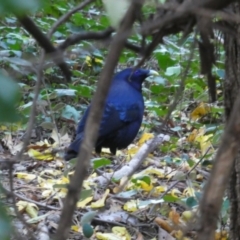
[115,68,159,91]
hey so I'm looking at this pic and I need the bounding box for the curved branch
[53,1,144,239]
[17,15,72,82]
[58,28,114,50]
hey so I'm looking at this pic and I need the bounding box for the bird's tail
[64,134,83,161]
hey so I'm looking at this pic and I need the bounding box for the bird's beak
[148,70,159,76]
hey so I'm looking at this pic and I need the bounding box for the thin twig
[122,33,198,188]
[15,51,45,160]
[149,147,211,214]
[48,0,95,37]
[53,1,144,239]
[8,163,36,240]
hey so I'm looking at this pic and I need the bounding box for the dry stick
[117,33,197,189]
[8,163,36,240]
[6,51,45,239]
[196,101,240,239]
[58,28,114,50]
[6,189,61,211]
[53,1,144,240]
[48,0,95,37]
[2,184,60,210]
[92,134,170,186]
[15,52,45,159]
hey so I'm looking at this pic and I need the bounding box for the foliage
[0,0,227,239]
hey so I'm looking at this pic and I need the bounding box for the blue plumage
[64,68,157,160]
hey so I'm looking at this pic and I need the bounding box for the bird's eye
[134,70,140,75]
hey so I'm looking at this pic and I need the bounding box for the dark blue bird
[64,68,158,161]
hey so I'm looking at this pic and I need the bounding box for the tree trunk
[224,3,240,239]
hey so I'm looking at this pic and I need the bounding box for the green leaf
[81,211,97,225]
[73,85,93,98]
[150,85,165,94]
[61,105,80,122]
[216,69,225,79]
[0,73,21,122]
[91,158,111,169]
[82,223,94,238]
[0,202,12,240]
[154,52,176,70]
[163,194,179,202]
[0,0,45,14]
[132,175,151,185]
[40,122,54,130]
[165,66,181,76]
[79,189,93,201]
[116,190,138,198]
[54,89,76,97]
[53,184,68,189]
[185,197,198,208]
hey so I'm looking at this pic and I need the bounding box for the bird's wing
[65,103,142,159]
[98,102,142,137]
[77,103,142,137]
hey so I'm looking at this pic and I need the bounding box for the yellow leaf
[138,167,164,178]
[71,225,80,232]
[123,200,139,212]
[187,127,205,143]
[39,169,62,177]
[0,125,7,130]
[127,146,139,155]
[25,203,38,218]
[16,172,37,181]
[174,230,192,240]
[138,133,154,146]
[28,148,54,161]
[77,196,93,208]
[190,102,211,120]
[91,189,110,209]
[170,189,181,198]
[187,129,198,142]
[95,232,123,240]
[183,187,195,197]
[181,210,193,222]
[152,186,167,197]
[85,56,92,66]
[94,58,103,64]
[38,176,69,198]
[137,180,153,192]
[16,201,38,218]
[215,230,228,240]
[112,226,131,240]
[196,174,203,180]
[196,134,214,155]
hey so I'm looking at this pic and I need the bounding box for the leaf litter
[0,104,228,240]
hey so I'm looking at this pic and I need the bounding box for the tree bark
[224,3,240,239]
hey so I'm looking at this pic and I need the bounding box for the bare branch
[15,52,45,159]
[58,28,114,50]
[197,99,240,239]
[17,15,71,82]
[53,1,144,239]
